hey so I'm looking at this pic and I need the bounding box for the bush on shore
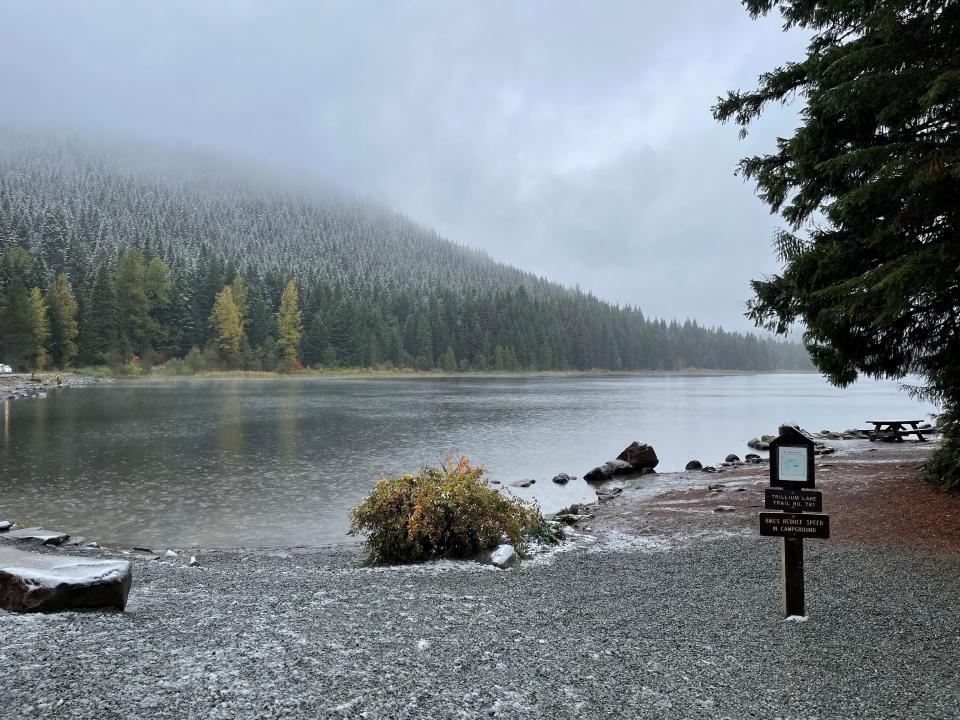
[348,455,554,565]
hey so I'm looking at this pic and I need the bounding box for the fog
[0,1,809,329]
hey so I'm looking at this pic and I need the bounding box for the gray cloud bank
[0,1,809,329]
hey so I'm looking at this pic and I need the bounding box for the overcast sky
[0,1,809,330]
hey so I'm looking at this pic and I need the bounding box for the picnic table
[865,420,931,442]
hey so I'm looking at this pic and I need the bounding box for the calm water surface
[0,373,938,548]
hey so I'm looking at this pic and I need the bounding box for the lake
[0,373,938,548]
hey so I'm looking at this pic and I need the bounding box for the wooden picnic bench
[865,419,933,442]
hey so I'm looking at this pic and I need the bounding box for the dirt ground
[593,441,960,553]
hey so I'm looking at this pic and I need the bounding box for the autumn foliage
[348,455,547,565]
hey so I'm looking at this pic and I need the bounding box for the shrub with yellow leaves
[348,454,552,565]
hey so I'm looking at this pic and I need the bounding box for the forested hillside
[0,135,812,373]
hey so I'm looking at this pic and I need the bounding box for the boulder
[0,520,11,532]
[616,442,659,470]
[583,465,608,483]
[510,479,536,488]
[4,527,69,546]
[685,460,703,471]
[714,506,736,513]
[702,466,718,474]
[724,454,741,464]
[551,473,575,485]
[0,546,132,613]
[488,544,519,569]
[744,453,762,463]
[584,458,652,483]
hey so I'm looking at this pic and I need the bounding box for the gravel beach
[2,443,958,719]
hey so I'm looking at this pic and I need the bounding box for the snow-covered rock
[4,527,69,546]
[189,555,199,566]
[0,546,132,612]
[0,520,11,532]
[165,550,178,558]
[489,544,519,569]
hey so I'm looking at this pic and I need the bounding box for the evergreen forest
[0,135,812,374]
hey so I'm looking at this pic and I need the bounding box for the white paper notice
[778,446,808,482]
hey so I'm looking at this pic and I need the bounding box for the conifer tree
[276,280,302,369]
[440,346,456,372]
[208,286,244,367]
[0,248,43,369]
[47,273,79,367]
[28,287,50,368]
[114,248,150,358]
[714,0,960,487]
[79,260,118,363]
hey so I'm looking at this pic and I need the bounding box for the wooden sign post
[759,426,829,617]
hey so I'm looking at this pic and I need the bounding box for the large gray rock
[551,473,575,485]
[583,459,633,483]
[685,460,703,471]
[4,527,69,546]
[616,442,659,470]
[0,546,132,612]
[0,520,11,532]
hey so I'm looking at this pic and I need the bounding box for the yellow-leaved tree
[276,280,302,370]
[29,286,51,369]
[208,286,244,367]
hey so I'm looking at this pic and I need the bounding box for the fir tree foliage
[46,273,79,367]
[0,135,812,374]
[714,1,960,487]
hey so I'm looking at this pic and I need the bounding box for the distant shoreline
[81,367,822,383]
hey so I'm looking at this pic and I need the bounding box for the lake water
[0,373,938,548]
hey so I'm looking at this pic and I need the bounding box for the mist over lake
[0,373,936,548]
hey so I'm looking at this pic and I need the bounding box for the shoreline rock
[4,527,70,546]
[0,545,132,612]
[0,373,108,402]
[585,442,659,483]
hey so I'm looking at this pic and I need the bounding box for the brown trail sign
[764,488,823,513]
[759,512,830,538]
[759,426,831,618]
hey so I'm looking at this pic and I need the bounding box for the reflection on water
[0,374,937,548]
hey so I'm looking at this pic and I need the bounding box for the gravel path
[2,448,959,719]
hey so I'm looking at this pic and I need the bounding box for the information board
[777,446,808,482]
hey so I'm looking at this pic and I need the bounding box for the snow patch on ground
[588,529,677,554]
[345,559,499,576]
